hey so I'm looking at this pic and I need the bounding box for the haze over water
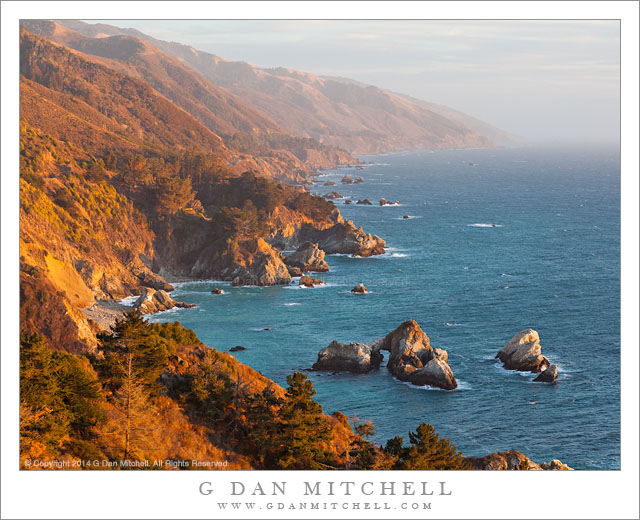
[149,146,620,469]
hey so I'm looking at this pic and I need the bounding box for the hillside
[52,20,500,154]
[21,21,357,176]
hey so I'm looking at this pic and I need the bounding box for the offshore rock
[534,364,558,383]
[357,199,372,205]
[312,320,457,390]
[211,288,224,295]
[354,176,364,184]
[300,219,385,257]
[133,287,194,314]
[285,242,329,272]
[381,320,457,390]
[312,339,384,373]
[379,198,399,206]
[351,283,367,294]
[299,275,324,287]
[323,181,336,186]
[341,174,354,184]
[229,239,292,287]
[323,191,343,199]
[496,329,550,373]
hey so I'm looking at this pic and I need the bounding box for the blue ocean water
[148,146,620,470]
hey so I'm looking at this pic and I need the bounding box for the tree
[96,311,170,396]
[273,373,333,469]
[20,333,105,463]
[394,423,470,470]
[153,175,194,215]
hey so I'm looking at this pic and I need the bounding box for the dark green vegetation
[20,313,469,470]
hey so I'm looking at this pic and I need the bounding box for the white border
[2,2,638,519]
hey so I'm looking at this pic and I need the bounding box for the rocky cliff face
[298,219,386,257]
[466,450,573,470]
[285,241,329,272]
[133,287,195,314]
[227,239,292,287]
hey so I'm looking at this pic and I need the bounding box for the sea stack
[496,329,551,373]
[312,339,384,373]
[381,320,457,390]
[312,320,457,390]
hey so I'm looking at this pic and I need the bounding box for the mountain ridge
[51,19,504,154]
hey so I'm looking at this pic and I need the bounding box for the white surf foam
[119,295,138,306]
[467,223,503,228]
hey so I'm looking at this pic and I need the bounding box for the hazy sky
[98,20,620,143]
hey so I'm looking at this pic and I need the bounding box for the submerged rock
[496,329,550,373]
[534,364,558,382]
[312,339,383,373]
[229,346,246,352]
[403,215,410,219]
[344,199,352,204]
[285,242,329,272]
[351,283,367,294]
[356,199,372,205]
[211,288,224,295]
[133,287,195,314]
[323,181,336,186]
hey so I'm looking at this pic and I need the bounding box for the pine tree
[273,373,333,469]
[96,310,170,396]
[398,423,470,470]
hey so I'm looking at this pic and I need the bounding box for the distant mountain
[53,20,502,154]
[392,93,522,147]
[21,21,356,178]
[20,27,231,159]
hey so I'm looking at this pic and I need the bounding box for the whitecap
[467,223,503,228]
[394,376,470,392]
[444,322,461,327]
[119,295,138,306]
[283,302,302,306]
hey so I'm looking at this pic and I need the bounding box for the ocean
[147,146,620,469]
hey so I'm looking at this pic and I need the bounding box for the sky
[97,20,620,144]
